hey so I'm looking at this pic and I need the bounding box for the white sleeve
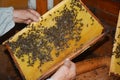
[28,0,36,10]
[0,7,15,36]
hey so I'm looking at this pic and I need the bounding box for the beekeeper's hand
[13,9,40,24]
[50,59,76,80]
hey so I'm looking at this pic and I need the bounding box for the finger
[69,61,76,79]
[28,9,40,19]
[25,19,32,24]
[64,59,76,77]
[13,17,26,23]
[28,9,40,18]
[64,58,71,68]
[26,10,39,22]
[70,61,76,71]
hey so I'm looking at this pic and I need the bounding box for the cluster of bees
[8,0,87,68]
[113,26,120,65]
[113,43,120,59]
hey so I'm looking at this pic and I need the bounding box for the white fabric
[47,0,54,10]
[0,7,15,36]
[28,0,36,10]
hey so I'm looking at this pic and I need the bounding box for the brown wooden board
[0,0,28,9]
[81,0,120,27]
[36,0,48,15]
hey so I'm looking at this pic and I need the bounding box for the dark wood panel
[0,0,28,9]
[54,0,62,6]
[81,0,120,27]
[95,9,118,27]
[36,0,62,15]
[81,0,120,16]
[36,0,48,15]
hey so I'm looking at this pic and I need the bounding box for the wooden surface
[36,0,48,15]
[54,0,62,6]
[0,0,28,9]
[81,0,120,27]
[36,0,62,15]
[0,45,21,80]
[76,67,119,80]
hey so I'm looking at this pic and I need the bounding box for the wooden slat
[81,0,120,16]
[36,0,48,15]
[95,9,118,27]
[54,0,62,6]
[0,0,28,9]
[81,0,120,27]
[36,0,62,15]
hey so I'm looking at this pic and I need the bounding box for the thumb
[64,59,71,69]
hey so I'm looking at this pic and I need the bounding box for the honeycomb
[110,11,120,76]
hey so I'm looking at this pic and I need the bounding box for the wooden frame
[4,0,107,80]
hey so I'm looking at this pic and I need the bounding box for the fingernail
[64,58,71,68]
[65,58,70,61]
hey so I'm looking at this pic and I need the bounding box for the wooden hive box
[110,11,120,76]
[3,0,106,80]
